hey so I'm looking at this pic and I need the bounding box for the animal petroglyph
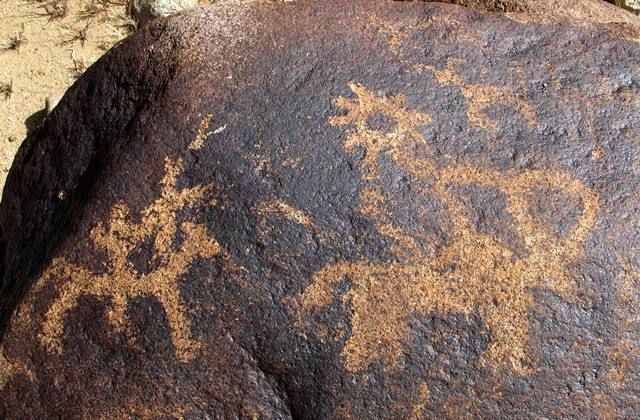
[37,155,221,363]
[369,13,479,55]
[299,83,599,375]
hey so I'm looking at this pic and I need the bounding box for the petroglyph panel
[0,0,639,417]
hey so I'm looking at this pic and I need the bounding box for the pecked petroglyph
[369,13,480,55]
[371,13,538,133]
[299,83,599,375]
[595,257,640,411]
[619,257,640,315]
[414,58,538,132]
[37,156,221,362]
[411,383,431,419]
[25,115,227,364]
[1,0,639,415]
[0,347,11,389]
[257,199,317,228]
[0,345,34,390]
[189,114,214,151]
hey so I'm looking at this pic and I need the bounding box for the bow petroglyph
[299,83,599,375]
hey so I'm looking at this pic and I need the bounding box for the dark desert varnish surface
[0,0,639,417]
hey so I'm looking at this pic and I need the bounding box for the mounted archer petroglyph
[299,83,599,375]
[38,144,222,363]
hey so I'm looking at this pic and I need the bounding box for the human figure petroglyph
[38,156,221,362]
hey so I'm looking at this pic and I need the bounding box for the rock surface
[1,0,639,417]
[420,0,640,36]
[128,0,199,27]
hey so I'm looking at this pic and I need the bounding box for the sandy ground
[0,0,135,192]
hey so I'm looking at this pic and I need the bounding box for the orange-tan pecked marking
[29,116,225,364]
[410,383,431,419]
[299,83,599,375]
[189,114,214,151]
[256,199,317,228]
[369,12,480,55]
[37,157,220,362]
[0,344,34,390]
[0,0,638,415]
[0,347,10,389]
[372,14,538,133]
[415,58,538,132]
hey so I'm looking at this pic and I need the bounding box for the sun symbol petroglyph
[38,156,221,363]
[299,84,599,375]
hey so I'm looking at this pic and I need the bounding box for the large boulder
[1,0,639,417]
